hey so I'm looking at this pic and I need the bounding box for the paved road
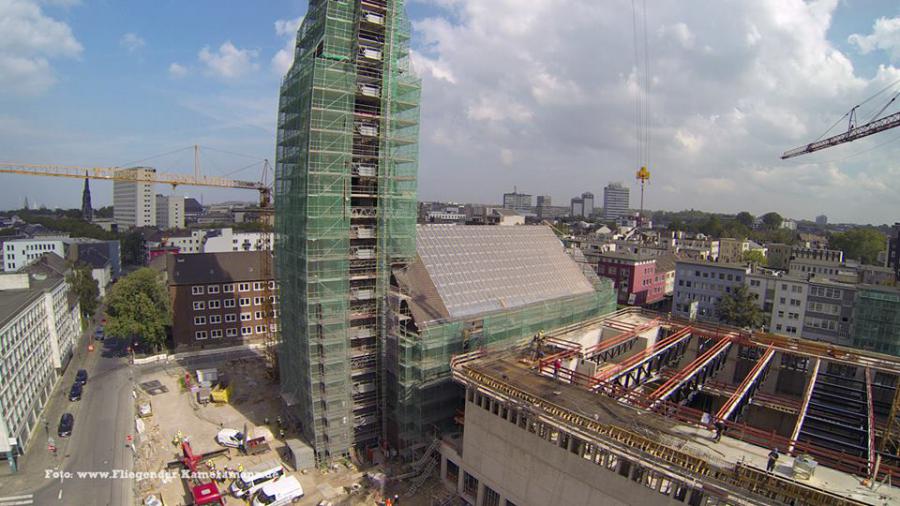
[0,328,135,506]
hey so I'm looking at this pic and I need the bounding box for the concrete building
[487,208,524,226]
[802,277,855,345]
[166,251,276,350]
[184,197,203,224]
[0,254,80,468]
[765,243,792,270]
[718,238,749,263]
[745,270,779,314]
[161,230,206,254]
[769,277,808,337]
[596,251,665,306]
[815,215,827,226]
[2,237,66,272]
[789,247,844,278]
[202,228,273,253]
[581,192,594,217]
[113,167,156,228]
[889,223,900,281]
[502,189,532,212]
[859,264,895,286]
[439,310,900,506]
[570,197,584,218]
[602,182,629,220]
[155,194,185,230]
[673,260,750,321]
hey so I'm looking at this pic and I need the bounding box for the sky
[1,0,900,224]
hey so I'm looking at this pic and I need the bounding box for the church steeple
[81,174,93,222]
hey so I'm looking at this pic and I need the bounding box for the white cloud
[271,17,302,75]
[0,0,82,95]
[849,16,900,62]
[168,62,187,78]
[119,32,145,53]
[411,0,900,223]
[198,41,259,79]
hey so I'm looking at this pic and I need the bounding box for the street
[0,326,135,506]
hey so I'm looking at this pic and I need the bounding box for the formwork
[275,0,421,462]
[385,280,617,454]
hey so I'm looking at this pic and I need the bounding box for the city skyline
[0,1,899,223]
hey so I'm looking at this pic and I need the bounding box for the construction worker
[767,448,779,473]
[553,358,562,380]
[237,463,244,473]
[393,494,400,505]
[713,420,725,442]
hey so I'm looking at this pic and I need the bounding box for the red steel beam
[789,357,821,454]
[865,367,876,477]
[715,346,775,421]
[650,336,733,402]
[592,326,693,385]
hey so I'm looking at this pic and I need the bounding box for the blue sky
[2,0,900,224]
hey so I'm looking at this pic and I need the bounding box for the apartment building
[167,252,276,350]
[0,254,80,465]
[789,247,843,277]
[113,167,156,228]
[718,238,749,263]
[596,251,665,306]
[202,228,273,253]
[769,277,808,337]
[2,237,66,272]
[155,194,185,230]
[673,260,750,321]
[765,243,792,270]
[802,278,855,345]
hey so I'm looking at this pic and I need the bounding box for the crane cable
[631,0,651,173]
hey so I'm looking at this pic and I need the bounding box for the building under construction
[274,0,420,461]
[439,308,900,505]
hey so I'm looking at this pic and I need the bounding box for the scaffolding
[275,0,421,462]
[385,281,617,454]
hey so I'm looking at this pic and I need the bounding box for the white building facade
[603,182,630,220]
[155,194,185,230]
[2,238,66,272]
[113,167,157,228]
[202,228,273,253]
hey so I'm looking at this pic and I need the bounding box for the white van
[251,476,304,506]
[230,461,285,498]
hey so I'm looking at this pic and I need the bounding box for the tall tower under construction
[274,0,421,461]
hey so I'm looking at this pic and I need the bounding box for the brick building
[596,251,665,305]
[167,251,276,350]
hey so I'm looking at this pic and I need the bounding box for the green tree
[105,268,171,351]
[828,228,885,264]
[67,263,99,321]
[95,206,114,218]
[761,212,783,230]
[716,285,766,329]
[742,250,767,266]
[698,216,724,237]
[121,231,146,266]
[735,211,755,229]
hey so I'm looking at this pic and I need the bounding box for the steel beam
[593,326,693,389]
[865,367,876,477]
[716,346,775,422]
[650,336,733,403]
[789,357,821,454]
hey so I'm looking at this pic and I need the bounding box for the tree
[735,211,755,229]
[761,212,783,230]
[67,263,99,321]
[716,285,766,329]
[698,216,724,237]
[828,228,885,264]
[121,231,146,266]
[95,206,114,218]
[742,250,767,266]
[105,268,171,351]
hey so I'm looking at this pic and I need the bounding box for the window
[209,315,222,324]
[241,326,252,336]
[255,311,263,320]
[238,282,250,292]
[463,472,478,497]
[226,328,238,337]
[253,282,263,291]
[241,313,252,322]
[255,325,266,334]
[240,298,251,307]
[268,281,276,289]
[194,316,206,325]
[195,330,208,340]
[253,296,263,306]
[223,284,235,293]
[775,324,782,331]
[207,285,220,294]
[193,301,205,311]
[210,329,223,339]
[225,314,237,323]
[483,486,501,506]
[191,286,204,295]
[208,300,221,309]
[223,299,236,308]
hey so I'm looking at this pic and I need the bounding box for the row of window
[679,269,744,283]
[195,323,276,340]
[193,296,275,310]
[191,281,275,295]
[193,311,274,325]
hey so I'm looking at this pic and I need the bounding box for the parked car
[75,369,88,385]
[216,428,244,448]
[251,476,303,506]
[69,382,82,401]
[58,413,74,437]
[95,327,105,341]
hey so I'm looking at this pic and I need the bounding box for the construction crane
[782,85,900,159]
[0,161,280,378]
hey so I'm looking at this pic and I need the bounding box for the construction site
[438,307,900,506]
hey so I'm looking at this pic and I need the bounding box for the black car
[75,369,88,385]
[58,413,74,437]
[68,382,82,401]
[94,327,104,341]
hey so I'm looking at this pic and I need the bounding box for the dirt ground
[132,356,385,505]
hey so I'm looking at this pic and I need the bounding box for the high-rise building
[502,188,532,211]
[81,176,92,222]
[535,195,551,208]
[603,182,629,220]
[570,197,584,218]
[581,192,594,217]
[275,0,421,462]
[113,167,156,228]
[815,214,827,226]
[155,194,185,230]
